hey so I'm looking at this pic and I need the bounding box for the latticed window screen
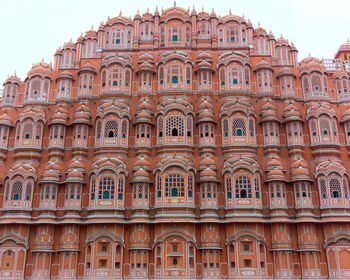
[121,120,128,138]
[232,119,246,136]
[25,183,32,201]
[344,179,349,198]
[158,117,163,137]
[254,177,260,198]
[329,178,342,198]
[4,181,9,201]
[165,174,185,197]
[188,175,193,197]
[319,118,330,135]
[249,119,255,137]
[104,120,118,138]
[223,119,229,137]
[235,176,251,198]
[157,176,162,197]
[166,116,184,136]
[96,121,101,139]
[226,177,232,198]
[319,178,327,199]
[11,181,22,200]
[310,119,317,136]
[36,123,42,140]
[186,117,192,137]
[23,123,33,139]
[117,177,124,200]
[98,177,115,200]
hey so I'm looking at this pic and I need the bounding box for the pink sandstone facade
[2,4,350,279]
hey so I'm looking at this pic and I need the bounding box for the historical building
[1,3,350,279]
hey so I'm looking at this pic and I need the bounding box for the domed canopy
[198,109,215,123]
[132,168,151,183]
[255,59,272,71]
[27,61,52,79]
[73,104,91,124]
[200,167,218,182]
[283,103,302,123]
[78,62,97,74]
[133,156,151,171]
[0,113,13,127]
[66,169,84,183]
[266,167,286,182]
[260,102,279,123]
[4,75,21,85]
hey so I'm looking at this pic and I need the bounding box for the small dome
[209,8,217,18]
[137,100,153,111]
[200,156,216,167]
[198,99,213,110]
[254,26,267,36]
[62,41,76,50]
[283,103,302,122]
[79,62,96,74]
[133,168,150,182]
[42,169,60,182]
[73,104,91,124]
[277,67,294,77]
[85,29,97,39]
[267,167,285,181]
[276,36,289,46]
[200,168,217,182]
[291,165,311,181]
[342,108,350,122]
[266,158,283,170]
[51,111,68,125]
[255,59,272,71]
[67,169,84,182]
[27,61,52,79]
[134,157,150,169]
[333,67,348,79]
[198,109,215,123]
[0,113,13,126]
[4,75,21,85]
[136,110,152,124]
[68,159,84,170]
[260,102,278,122]
[290,159,308,170]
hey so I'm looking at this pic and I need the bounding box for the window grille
[166,116,184,137]
[11,181,22,200]
[104,120,118,138]
[226,177,232,198]
[98,177,115,200]
[165,174,185,197]
[329,178,342,198]
[121,120,128,138]
[232,118,246,136]
[117,177,124,200]
[25,183,32,201]
[235,176,251,198]
[223,119,229,137]
[319,178,327,199]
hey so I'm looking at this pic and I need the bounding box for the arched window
[158,117,163,137]
[23,123,33,139]
[311,75,322,92]
[329,178,342,198]
[235,176,251,198]
[186,117,192,137]
[319,118,330,136]
[226,177,232,199]
[166,116,184,137]
[172,76,178,84]
[223,119,229,137]
[232,119,246,136]
[249,119,255,137]
[121,120,128,139]
[98,177,115,200]
[117,176,124,200]
[165,174,185,197]
[11,181,22,201]
[157,176,162,198]
[104,120,118,138]
[94,120,100,139]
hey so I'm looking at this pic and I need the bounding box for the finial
[347,38,349,43]
[119,9,122,16]
[202,7,204,12]
[173,152,176,158]
[91,25,93,30]
[147,8,149,13]
[258,21,260,27]
[155,5,158,12]
[229,9,232,15]
[174,1,176,7]
[309,52,311,57]
[137,9,139,14]
[107,153,111,160]
[108,16,110,20]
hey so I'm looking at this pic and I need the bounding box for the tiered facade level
[2,4,350,280]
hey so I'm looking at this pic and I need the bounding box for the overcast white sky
[0,0,349,84]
